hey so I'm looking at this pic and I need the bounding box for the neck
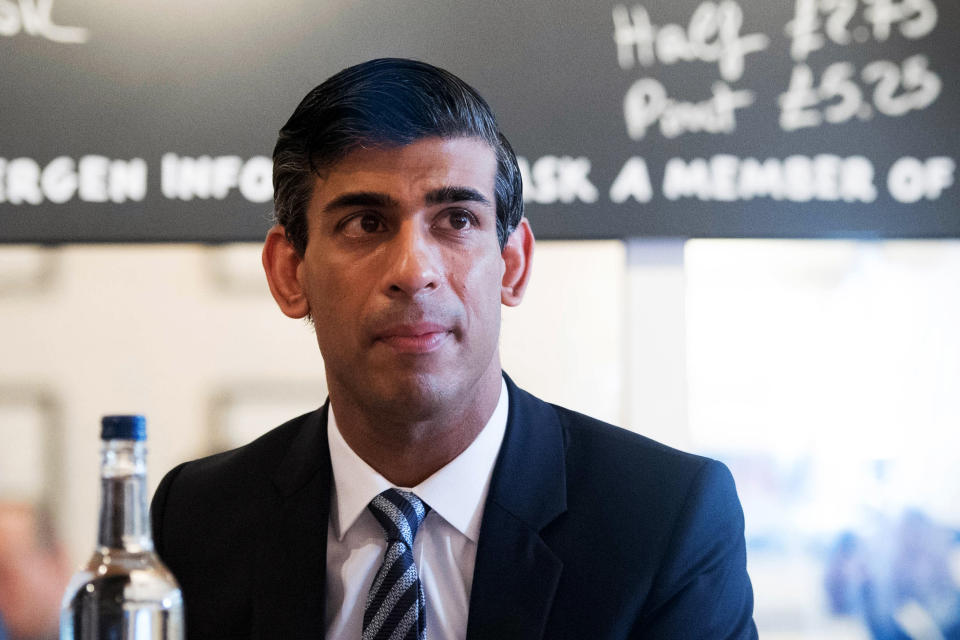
[97,440,153,552]
[330,366,504,487]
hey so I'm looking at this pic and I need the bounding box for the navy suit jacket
[151,376,757,639]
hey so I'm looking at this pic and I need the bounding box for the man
[151,58,757,639]
[0,501,71,640]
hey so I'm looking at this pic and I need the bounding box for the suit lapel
[466,376,567,640]
[246,381,566,639]
[253,406,332,640]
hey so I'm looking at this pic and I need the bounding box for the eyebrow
[322,186,492,213]
[322,192,399,213]
[424,186,492,207]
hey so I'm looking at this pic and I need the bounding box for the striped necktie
[363,489,430,640]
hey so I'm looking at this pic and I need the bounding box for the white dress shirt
[324,377,509,640]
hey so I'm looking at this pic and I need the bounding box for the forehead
[312,136,497,205]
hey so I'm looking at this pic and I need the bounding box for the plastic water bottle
[60,415,184,639]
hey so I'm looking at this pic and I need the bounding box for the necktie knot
[368,488,429,547]
[364,489,430,640]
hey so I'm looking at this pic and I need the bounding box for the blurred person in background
[825,510,960,639]
[0,501,70,640]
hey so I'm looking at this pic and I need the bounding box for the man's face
[295,137,507,419]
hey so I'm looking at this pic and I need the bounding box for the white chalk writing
[0,0,89,44]
[160,154,273,203]
[610,157,654,203]
[625,78,754,139]
[0,156,145,204]
[862,54,940,116]
[779,54,940,130]
[887,156,954,202]
[662,154,878,202]
[612,1,768,82]
[517,156,599,204]
[787,0,937,62]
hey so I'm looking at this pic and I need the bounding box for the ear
[262,224,310,318]
[501,217,534,307]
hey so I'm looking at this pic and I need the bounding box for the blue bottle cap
[101,415,147,441]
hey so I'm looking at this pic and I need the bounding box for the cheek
[303,259,356,314]
[312,287,360,347]
[457,253,505,320]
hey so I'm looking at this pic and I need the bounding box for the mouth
[374,322,453,354]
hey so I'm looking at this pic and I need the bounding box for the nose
[382,221,441,297]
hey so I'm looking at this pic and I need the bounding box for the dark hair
[272,58,523,254]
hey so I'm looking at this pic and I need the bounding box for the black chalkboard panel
[0,0,957,242]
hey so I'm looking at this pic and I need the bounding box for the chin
[370,372,457,420]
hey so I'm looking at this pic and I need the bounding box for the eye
[340,212,385,237]
[436,209,477,232]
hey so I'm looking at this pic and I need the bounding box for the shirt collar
[327,376,509,543]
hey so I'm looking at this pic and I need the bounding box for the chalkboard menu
[0,0,957,242]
